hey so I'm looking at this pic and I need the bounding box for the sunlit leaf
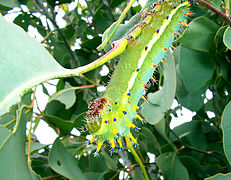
[0,92,40,179]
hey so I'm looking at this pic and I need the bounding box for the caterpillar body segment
[86,0,191,154]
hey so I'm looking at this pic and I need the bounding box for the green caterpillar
[86,0,191,155]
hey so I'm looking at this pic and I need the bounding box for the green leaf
[49,82,76,109]
[137,127,161,154]
[156,151,189,180]
[97,0,136,51]
[0,15,96,117]
[42,114,73,135]
[41,84,50,96]
[101,151,118,170]
[48,138,86,180]
[25,142,47,155]
[142,51,176,124]
[89,153,109,172]
[0,112,15,130]
[13,13,31,31]
[179,45,215,93]
[179,155,202,173]
[0,92,40,179]
[134,166,145,180]
[223,26,231,50]
[221,101,231,165]
[211,0,223,11]
[84,172,104,180]
[178,16,219,52]
[170,121,207,159]
[0,126,10,145]
[0,0,19,8]
[205,173,231,180]
[176,81,204,111]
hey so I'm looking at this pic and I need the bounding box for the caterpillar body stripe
[86,0,191,154]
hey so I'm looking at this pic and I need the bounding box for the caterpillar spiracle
[85,0,191,155]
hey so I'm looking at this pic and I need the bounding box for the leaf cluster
[0,0,231,180]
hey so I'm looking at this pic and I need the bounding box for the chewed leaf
[49,138,86,180]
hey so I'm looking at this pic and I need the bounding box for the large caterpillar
[86,0,191,155]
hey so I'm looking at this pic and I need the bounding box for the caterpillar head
[86,96,142,155]
[86,97,106,133]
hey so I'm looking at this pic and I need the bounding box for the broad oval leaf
[0,15,96,116]
[179,45,215,93]
[178,16,219,52]
[205,173,231,180]
[221,101,231,165]
[156,151,189,180]
[48,82,76,109]
[223,26,231,50]
[0,92,40,180]
[49,138,86,180]
[0,0,19,8]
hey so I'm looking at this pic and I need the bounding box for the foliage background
[0,0,231,179]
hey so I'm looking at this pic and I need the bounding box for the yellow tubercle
[112,128,118,134]
[109,139,115,149]
[143,14,152,24]
[129,134,138,144]
[129,122,136,129]
[117,139,123,149]
[90,137,96,144]
[96,141,103,152]
[136,114,144,122]
[142,96,147,101]
[151,77,156,82]
[182,22,189,27]
[134,105,141,110]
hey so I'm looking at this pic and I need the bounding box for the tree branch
[196,0,231,26]
[34,0,80,66]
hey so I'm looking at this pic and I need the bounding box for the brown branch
[195,0,231,26]
[34,0,80,66]
[42,174,62,180]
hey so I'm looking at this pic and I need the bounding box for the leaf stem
[125,136,149,180]
[97,0,136,50]
[195,0,231,26]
